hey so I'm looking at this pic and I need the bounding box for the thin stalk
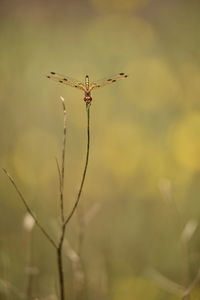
[55,156,62,191]
[57,101,91,300]
[3,169,57,249]
[59,96,67,224]
[4,98,91,300]
[64,102,91,228]
[56,96,67,300]
[57,243,65,300]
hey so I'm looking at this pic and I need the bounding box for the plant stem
[64,102,91,228]
[57,101,91,300]
[4,99,91,300]
[3,169,57,249]
[57,242,65,300]
[58,96,67,224]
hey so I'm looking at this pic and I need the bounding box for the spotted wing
[47,72,86,91]
[89,72,128,91]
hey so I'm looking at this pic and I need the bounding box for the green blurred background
[1,0,200,299]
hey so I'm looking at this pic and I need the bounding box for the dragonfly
[47,72,128,103]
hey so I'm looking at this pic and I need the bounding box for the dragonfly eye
[84,96,92,102]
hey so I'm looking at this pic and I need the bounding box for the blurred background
[1,0,200,299]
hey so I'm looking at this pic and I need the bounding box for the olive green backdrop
[1,0,200,299]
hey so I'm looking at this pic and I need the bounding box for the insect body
[84,75,92,102]
[47,72,128,103]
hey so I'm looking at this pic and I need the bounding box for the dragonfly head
[84,95,92,103]
[84,90,92,103]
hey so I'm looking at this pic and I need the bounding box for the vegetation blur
[1,0,200,299]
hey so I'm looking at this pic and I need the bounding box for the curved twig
[3,168,57,249]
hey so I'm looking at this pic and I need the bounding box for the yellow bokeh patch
[95,122,144,181]
[12,128,59,187]
[89,0,150,12]
[180,62,200,107]
[111,276,160,300]
[128,58,182,111]
[169,112,200,170]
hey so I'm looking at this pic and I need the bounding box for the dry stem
[56,100,91,300]
[3,98,91,300]
[3,169,57,249]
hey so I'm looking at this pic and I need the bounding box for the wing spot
[50,72,56,75]
[47,76,50,78]
[63,78,68,81]
[107,79,112,81]
[59,80,63,83]
[119,72,125,75]
[125,75,128,78]
[112,80,116,82]
[74,85,78,87]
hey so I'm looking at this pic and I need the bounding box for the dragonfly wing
[89,72,128,91]
[47,72,86,91]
